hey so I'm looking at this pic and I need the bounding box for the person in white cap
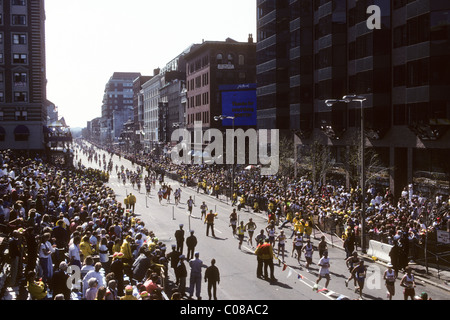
[384,263,397,300]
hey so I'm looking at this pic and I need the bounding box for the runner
[200,202,208,221]
[187,196,194,215]
[275,230,287,265]
[265,222,277,247]
[344,252,360,288]
[229,209,238,237]
[314,251,331,291]
[174,187,181,206]
[318,236,328,258]
[237,221,246,250]
[400,267,416,300]
[158,188,164,204]
[292,232,304,265]
[302,239,314,270]
[245,218,257,248]
[351,260,367,299]
[383,263,396,300]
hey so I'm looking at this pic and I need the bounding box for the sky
[45,0,257,128]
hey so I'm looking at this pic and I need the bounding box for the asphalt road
[74,142,450,300]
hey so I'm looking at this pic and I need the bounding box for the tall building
[142,69,162,152]
[184,37,257,131]
[0,0,47,150]
[133,75,152,151]
[256,0,450,197]
[100,72,141,145]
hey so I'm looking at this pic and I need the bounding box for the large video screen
[220,84,257,127]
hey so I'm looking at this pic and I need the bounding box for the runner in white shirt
[302,239,314,270]
[383,263,397,300]
[315,251,331,290]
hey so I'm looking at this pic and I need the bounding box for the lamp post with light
[325,95,367,253]
[214,114,235,200]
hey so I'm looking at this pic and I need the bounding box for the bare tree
[345,132,390,189]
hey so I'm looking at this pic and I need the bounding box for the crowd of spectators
[0,148,170,300]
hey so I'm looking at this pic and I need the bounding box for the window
[15,110,27,120]
[12,15,26,25]
[238,54,245,65]
[0,92,4,102]
[0,111,3,121]
[227,54,234,64]
[393,25,407,48]
[0,33,2,44]
[13,53,27,64]
[407,14,430,45]
[14,92,27,102]
[12,0,26,5]
[216,54,223,64]
[407,58,429,87]
[0,53,3,64]
[13,33,27,44]
[393,65,406,87]
[14,72,27,86]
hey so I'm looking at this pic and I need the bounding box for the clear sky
[45,0,257,128]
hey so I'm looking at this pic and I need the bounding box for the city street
[75,142,450,300]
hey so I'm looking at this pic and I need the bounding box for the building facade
[100,72,141,146]
[133,75,152,151]
[142,69,162,152]
[0,0,47,150]
[184,37,257,131]
[256,0,450,197]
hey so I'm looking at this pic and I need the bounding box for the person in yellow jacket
[304,220,313,239]
[120,235,134,265]
[124,197,129,209]
[127,193,136,212]
[120,285,137,300]
[298,219,306,234]
[80,235,95,260]
[26,270,49,300]
[232,192,238,206]
[254,239,276,281]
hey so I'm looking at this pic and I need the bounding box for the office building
[256,0,450,196]
[0,0,47,150]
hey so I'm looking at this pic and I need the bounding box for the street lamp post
[326,95,367,253]
[214,114,235,199]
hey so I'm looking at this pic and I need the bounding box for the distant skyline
[45,0,257,128]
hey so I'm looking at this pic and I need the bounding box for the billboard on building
[220,84,257,127]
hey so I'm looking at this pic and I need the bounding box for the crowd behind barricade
[0,149,173,300]
[108,144,450,265]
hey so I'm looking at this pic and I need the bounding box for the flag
[287,268,293,279]
[298,274,304,280]
[282,263,287,271]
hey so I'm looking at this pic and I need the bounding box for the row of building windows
[187,91,210,109]
[0,91,27,102]
[188,54,246,75]
[187,72,209,91]
[0,71,27,83]
[0,53,28,64]
[0,14,27,26]
[0,33,27,44]
[0,110,27,120]
[187,111,209,125]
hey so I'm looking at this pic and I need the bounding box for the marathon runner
[245,218,257,248]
